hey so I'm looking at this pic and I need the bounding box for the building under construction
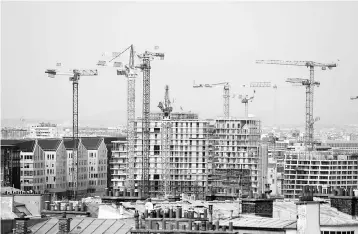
[211,118,268,197]
[283,148,358,199]
[110,114,269,199]
[111,112,212,199]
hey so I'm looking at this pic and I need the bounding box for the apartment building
[17,140,46,193]
[82,137,108,195]
[324,140,358,154]
[103,137,126,189]
[110,140,127,189]
[110,112,212,198]
[1,128,29,139]
[283,149,358,199]
[267,157,283,197]
[63,139,88,198]
[29,122,62,138]
[1,140,21,189]
[38,139,67,198]
[213,117,267,196]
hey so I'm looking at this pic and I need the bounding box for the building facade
[29,122,62,138]
[283,149,358,199]
[324,140,358,155]
[110,112,212,198]
[38,139,67,198]
[1,128,29,139]
[63,139,88,198]
[82,138,108,195]
[213,118,266,196]
[1,140,21,189]
[110,140,127,189]
[18,140,46,193]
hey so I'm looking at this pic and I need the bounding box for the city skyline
[2,2,358,127]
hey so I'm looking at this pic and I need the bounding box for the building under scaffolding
[110,112,212,199]
[212,118,268,197]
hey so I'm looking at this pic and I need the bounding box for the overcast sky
[2,1,358,127]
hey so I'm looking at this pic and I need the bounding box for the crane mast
[137,50,164,197]
[45,68,98,199]
[98,45,139,190]
[125,45,136,190]
[256,60,337,150]
[158,85,173,197]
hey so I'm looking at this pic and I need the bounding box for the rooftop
[81,137,104,150]
[274,200,358,227]
[37,139,62,151]
[63,139,80,150]
[30,217,134,234]
[16,140,36,152]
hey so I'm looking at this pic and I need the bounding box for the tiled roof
[30,217,134,234]
[81,137,103,150]
[1,139,27,146]
[37,139,61,151]
[16,140,36,152]
[63,139,80,150]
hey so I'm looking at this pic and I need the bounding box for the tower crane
[351,96,358,100]
[232,81,272,118]
[158,85,173,198]
[45,66,98,199]
[193,82,230,118]
[256,60,337,150]
[232,91,255,118]
[98,45,138,191]
[137,50,165,198]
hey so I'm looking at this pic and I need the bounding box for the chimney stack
[14,213,29,234]
[241,196,274,218]
[58,212,71,234]
[330,187,358,218]
[296,186,320,234]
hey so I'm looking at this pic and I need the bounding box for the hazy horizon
[2,2,358,128]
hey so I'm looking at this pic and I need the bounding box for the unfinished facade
[283,149,358,199]
[213,118,266,196]
[110,112,212,198]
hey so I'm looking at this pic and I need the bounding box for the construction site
[40,41,345,202]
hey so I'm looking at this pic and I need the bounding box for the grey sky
[2,1,358,126]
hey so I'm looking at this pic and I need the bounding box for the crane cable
[109,45,132,62]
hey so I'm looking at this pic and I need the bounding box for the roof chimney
[296,186,320,234]
[14,213,29,234]
[241,195,274,218]
[58,212,72,234]
[330,187,357,218]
